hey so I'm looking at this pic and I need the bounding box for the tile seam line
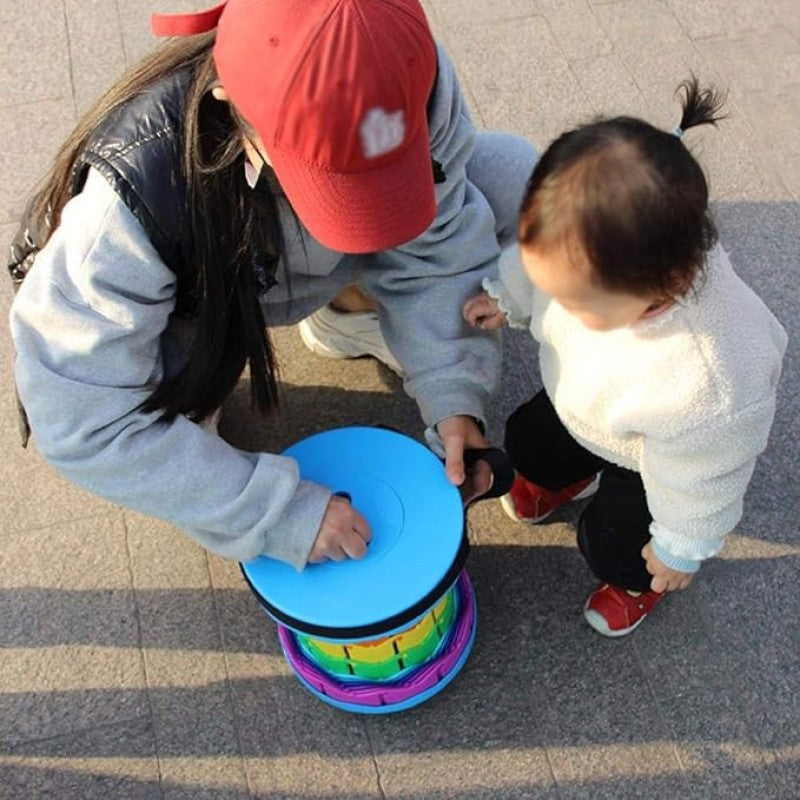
[541,5,614,65]
[60,0,78,119]
[361,718,387,800]
[542,743,562,797]
[206,550,253,797]
[1,509,127,535]
[0,712,151,753]
[419,6,487,130]
[687,23,790,43]
[121,512,165,797]
[553,20,618,115]
[113,0,130,65]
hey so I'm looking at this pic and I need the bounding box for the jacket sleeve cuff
[258,479,331,571]
[415,384,488,432]
[482,245,533,329]
[424,426,446,458]
[651,539,702,574]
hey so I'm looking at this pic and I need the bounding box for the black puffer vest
[8,68,197,311]
[8,68,214,446]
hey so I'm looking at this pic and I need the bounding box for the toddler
[463,78,787,636]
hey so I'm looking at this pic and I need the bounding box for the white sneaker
[298,305,402,375]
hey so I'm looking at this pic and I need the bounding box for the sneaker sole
[298,318,352,360]
[499,493,553,524]
[583,602,647,638]
[573,473,601,500]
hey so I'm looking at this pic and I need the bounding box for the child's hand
[641,542,694,592]
[436,414,490,500]
[308,495,372,563]
[463,292,505,330]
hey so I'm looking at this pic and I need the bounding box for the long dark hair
[519,76,728,300]
[23,33,281,422]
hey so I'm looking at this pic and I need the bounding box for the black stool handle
[375,426,514,505]
[463,446,515,504]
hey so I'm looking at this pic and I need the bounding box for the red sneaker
[500,473,600,524]
[583,583,664,637]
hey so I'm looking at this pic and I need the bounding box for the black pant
[504,391,653,592]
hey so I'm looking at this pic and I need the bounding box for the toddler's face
[520,244,661,331]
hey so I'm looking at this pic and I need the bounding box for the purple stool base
[277,571,477,714]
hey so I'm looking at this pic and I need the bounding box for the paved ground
[1,1,798,798]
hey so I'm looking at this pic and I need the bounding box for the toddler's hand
[463,292,505,330]
[308,495,372,564]
[641,542,694,592]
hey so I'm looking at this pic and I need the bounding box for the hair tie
[672,125,685,139]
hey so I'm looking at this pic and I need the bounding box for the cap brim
[268,126,436,254]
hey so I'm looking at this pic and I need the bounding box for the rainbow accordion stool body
[240,426,476,714]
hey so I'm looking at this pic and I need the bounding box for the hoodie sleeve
[9,169,329,570]
[360,44,503,430]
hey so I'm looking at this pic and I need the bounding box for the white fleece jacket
[485,244,787,572]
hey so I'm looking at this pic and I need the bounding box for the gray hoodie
[9,45,515,570]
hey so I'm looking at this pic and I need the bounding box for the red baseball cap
[152,0,438,253]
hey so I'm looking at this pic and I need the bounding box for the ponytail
[676,75,727,133]
[519,74,728,301]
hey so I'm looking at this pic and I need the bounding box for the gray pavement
[1,1,798,798]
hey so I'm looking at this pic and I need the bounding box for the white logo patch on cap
[360,108,405,158]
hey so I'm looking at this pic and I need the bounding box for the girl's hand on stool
[309,495,372,563]
[641,542,694,592]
